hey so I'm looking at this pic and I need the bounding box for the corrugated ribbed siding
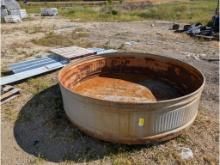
[153,106,197,133]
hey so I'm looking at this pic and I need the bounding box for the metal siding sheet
[12,59,59,73]
[87,48,117,55]
[10,57,54,68]
[9,55,68,73]
[1,62,67,85]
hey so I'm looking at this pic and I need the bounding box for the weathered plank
[50,46,96,59]
[195,35,214,41]
[1,85,20,105]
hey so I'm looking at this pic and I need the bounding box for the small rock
[180,147,193,160]
[125,41,138,46]
[193,55,200,60]
[146,42,154,45]
[199,53,207,57]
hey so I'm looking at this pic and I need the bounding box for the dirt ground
[1,15,219,165]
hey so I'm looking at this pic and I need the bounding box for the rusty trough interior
[59,53,204,103]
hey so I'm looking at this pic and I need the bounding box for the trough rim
[58,52,205,105]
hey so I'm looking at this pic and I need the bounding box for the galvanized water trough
[58,52,205,144]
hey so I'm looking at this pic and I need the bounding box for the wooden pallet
[1,85,20,105]
[50,46,96,60]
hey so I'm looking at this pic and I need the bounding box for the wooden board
[194,35,214,41]
[1,85,20,105]
[50,46,96,60]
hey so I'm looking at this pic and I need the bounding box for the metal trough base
[66,110,197,144]
[58,52,205,144]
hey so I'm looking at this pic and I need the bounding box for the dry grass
[4,42,40,61]
[2,25,46,34]
[24,26,46,34]
[26,78,51,95]
[19,0,216,23]
[32,28,92,47]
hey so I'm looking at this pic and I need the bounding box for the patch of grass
[32,28,92,47]
[27,78,50,95]
[2,106,17,122]
[19,2,42,13]
[203,154,217,165]
[153,151,169,164]
[112,154,132,165]
[113,158,132,165]
[22,0,217,24]
[60,6,141,22]
[24,26,45,34]
[1,66,12,76]
[60,160,74,165]
[8,42,31,50]
[136,0,217,24]
[29,153,45,165]
[175,133,193,145]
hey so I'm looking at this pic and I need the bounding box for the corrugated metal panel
[1,54,69,85]
[10,55,68,74]
[1,62,67,85]
[9,49,116,74]
[41,8,58,16]
[1,48,116,85]
[88,48,117,55]
[152,107,197,133]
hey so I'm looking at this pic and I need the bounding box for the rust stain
[72,73,157,103]
[71,73,184,103]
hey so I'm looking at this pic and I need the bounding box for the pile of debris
[0,46,116,104]
[1,0,28,23]
[171,16,219,41]
[41,8,58,16]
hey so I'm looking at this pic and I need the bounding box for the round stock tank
[58,52,205,144]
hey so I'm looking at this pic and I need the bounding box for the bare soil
[1,15,219,165]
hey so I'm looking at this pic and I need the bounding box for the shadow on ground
[14,84,159,163]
